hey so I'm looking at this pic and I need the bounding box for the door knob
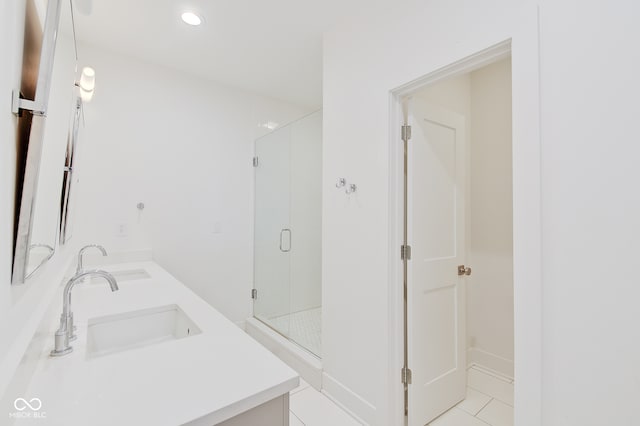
[457,265,472,276]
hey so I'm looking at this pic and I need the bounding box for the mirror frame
[12,0,63,284]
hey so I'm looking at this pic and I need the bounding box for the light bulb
[79,67,95,102]
[181,12,202,26]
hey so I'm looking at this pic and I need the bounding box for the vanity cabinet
[216,395,289,426]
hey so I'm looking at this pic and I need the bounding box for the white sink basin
[86,304,201,358]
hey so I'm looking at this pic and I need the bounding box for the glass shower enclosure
[253,110,322,357]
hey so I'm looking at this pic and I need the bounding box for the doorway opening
[398,46,515,426]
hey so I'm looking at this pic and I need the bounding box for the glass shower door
[253,110,322,357]
[253,126,292,337]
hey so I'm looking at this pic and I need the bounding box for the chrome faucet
[66,245,108,341]
[77,244,108,274]
[50,270,119,357]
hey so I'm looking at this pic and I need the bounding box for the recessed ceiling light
[181,12,202,26]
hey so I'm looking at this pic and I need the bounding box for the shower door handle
[280,229,291,252]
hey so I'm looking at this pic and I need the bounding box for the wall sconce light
[79,67,95,102]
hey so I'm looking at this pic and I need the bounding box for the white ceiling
[67,0,382,108]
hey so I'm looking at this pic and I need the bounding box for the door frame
[388,10,542,426]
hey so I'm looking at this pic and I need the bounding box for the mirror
[12,0,76,283]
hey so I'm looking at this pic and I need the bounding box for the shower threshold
[246,315,323,390]
[264,307,321,357]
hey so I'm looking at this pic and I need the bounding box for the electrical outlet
[117,223,128,238]
[212,221,222,234]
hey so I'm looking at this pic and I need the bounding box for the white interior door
[408,102,467,425]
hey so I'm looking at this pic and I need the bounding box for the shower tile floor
[428,365,514,426]
[268,307,322,356]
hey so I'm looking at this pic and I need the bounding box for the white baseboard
[467,347,514,380]
[321,373,376,426]
[245,318,322,390]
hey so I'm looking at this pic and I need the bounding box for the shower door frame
[388,9,542,425]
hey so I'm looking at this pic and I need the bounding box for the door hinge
[251,288,258,299]
[401,244,412,261]
[252,156,259,167]
[401,124,412,142]
[401,367,412,384]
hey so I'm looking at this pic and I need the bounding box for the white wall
[538,2,640,424]
[323,0,640,425]
[72,43,311,325]
[468,58,514,377]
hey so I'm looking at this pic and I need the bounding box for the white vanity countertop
[13,261,298,425]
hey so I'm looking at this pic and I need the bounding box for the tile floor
[287,365,513,426]
[289,378,362,426]
[269,307,322,357]
[429,366,514,426]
